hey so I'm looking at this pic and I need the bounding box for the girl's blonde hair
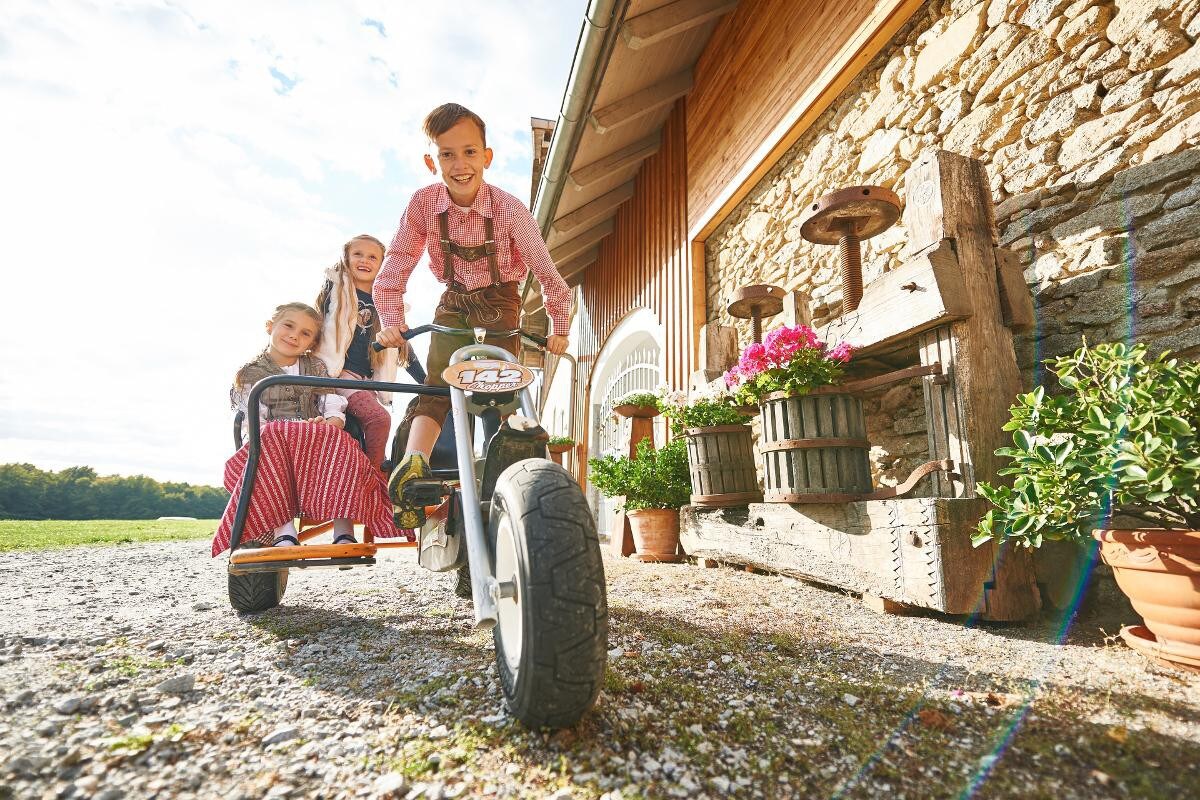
[315,235,388,373]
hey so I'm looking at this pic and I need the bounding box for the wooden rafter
[588,70,693,135]
[557,246,600,282]
[568,134,661,190]
[622,0,739,49]
[551,181,635,235]
[550,219,615,264]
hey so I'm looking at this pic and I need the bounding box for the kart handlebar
[371,324,549,352]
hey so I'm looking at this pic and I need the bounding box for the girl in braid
[314,234,398,471]
[211,302,403,556]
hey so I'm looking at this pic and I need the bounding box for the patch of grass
[104,655,178,677]
[0,519,216,552]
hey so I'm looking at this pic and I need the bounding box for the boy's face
[425,118,492,206]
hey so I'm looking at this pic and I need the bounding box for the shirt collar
[434,182,493,218]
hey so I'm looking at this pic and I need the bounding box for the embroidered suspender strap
[483,216,500,287]
[437,210,455,283]
[437,210,502,288]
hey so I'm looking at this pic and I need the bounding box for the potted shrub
[975,341,1200,672]
[546,435,575,467]
[588,437,691,559]
[612,390,662,419]
[723,324,862,501]
[658,383,761,507]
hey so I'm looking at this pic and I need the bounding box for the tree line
[0,464,229,520]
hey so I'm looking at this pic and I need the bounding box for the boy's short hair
[424,103,487,147]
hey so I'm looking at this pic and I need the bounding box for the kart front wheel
[228,569,288,613]
[488,459,607,729]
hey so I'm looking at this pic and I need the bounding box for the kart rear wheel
[488,459,607,729]
[228,569,288,614]
[454,561,472,598]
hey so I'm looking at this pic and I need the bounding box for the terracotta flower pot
[547,442,575,455]
[614,403,660,419]
[627,508,680,556]
[1094,529,1200,670]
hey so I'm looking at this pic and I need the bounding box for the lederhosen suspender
[437,210,501,289]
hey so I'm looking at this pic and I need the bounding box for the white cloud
[0,0,584,485]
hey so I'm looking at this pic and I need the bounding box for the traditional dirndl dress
[211,420,405,556]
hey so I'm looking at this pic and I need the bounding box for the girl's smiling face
[266,310,319,364]
[348,239,385,291]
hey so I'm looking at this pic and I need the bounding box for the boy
[374,103,571,527]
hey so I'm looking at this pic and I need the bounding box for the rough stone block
[1027,82,1101,144]
[944,100,1005,157]
[1107,149,1200,198]
[1100,69,1164,114]
[1066,285,1133,325]
[1108,0,1182,48]
[1140,110,1200,163]
[1077,235,1136,272]
[1020,0,1074,30]
[913,1,987,90]
[1137,203,1200,251]
[1125,22,1191,72]
[858,128,904,174]
[1057,5,1114,59]
[1151,324,1200,355]
[1165,180,1200,211]
[1082,42,1127,82]
[1049,194,1162,245]
[977,32,1055,103]
[1057,99,1154,171]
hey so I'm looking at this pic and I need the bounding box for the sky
[0,0,586,486]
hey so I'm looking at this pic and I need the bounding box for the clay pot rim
[546,442,575,453]
[1094,528,1200,545]
[614,403,661,418]
[626,507,680,517]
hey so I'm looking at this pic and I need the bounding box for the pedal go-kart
[224,325,608,728]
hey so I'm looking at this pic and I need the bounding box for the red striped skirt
[212,420,409,556]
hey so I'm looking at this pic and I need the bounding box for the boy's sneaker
[388,453,431,529]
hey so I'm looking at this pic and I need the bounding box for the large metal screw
[799,186,901,315]
[727,284,785,344]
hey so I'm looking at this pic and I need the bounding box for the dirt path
[2,539,1198,799]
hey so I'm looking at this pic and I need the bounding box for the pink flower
[828,341,854,363]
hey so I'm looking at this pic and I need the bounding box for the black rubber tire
[228,569,288,614]
[454,561,472,598]
[488,459,607,729]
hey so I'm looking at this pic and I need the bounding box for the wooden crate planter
[759,391,871,502]
[684,424,761,507]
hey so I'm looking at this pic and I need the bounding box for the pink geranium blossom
[726,324,855,404]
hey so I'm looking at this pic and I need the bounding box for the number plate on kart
[442,360,535,393]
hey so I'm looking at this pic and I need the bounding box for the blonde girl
[314,234,397,469]
[212,302,403,555]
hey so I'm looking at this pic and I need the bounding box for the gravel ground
[2,539,1198,799]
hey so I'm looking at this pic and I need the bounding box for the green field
[0,519,217,552]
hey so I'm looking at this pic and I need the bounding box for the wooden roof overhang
[526,0,739,316]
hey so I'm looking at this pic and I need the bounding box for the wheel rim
[494,505,523,677]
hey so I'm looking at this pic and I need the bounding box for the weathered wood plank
[550,220,614,264]
[589,70,693,135]
[552,181,636,235]
[680,499,1035,619]
[994,247,1035,332]
[622,0,739,49]
[569,134,661,190]
[817,240,970,356]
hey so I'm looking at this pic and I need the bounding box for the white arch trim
[589,307,665,402]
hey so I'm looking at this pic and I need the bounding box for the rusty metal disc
[726,284,785,319]
[799,185,901,245]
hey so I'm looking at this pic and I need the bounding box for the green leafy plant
[657,385,748,436]
[547,435,575,447]
[613,390,661,409]
[976,342,1200,549]
[588,438,691,511]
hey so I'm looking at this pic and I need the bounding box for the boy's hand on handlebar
[546,334,569,356]
[376,326,410,359]
[308,416,346,429]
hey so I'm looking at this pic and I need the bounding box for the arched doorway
[587,308,664,535]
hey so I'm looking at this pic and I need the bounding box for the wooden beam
[569,134,661,189]
[622,0,739,50]
[550,219,614,264]
[589,70,693,135]
[817,240,970,356]
[551,181,635,235]
[994,247,1035,332]
[680,499,1035,619]
[557,246,600,282]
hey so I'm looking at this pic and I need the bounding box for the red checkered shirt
[374,183,571,336]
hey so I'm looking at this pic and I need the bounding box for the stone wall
[706,0,1200,488]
